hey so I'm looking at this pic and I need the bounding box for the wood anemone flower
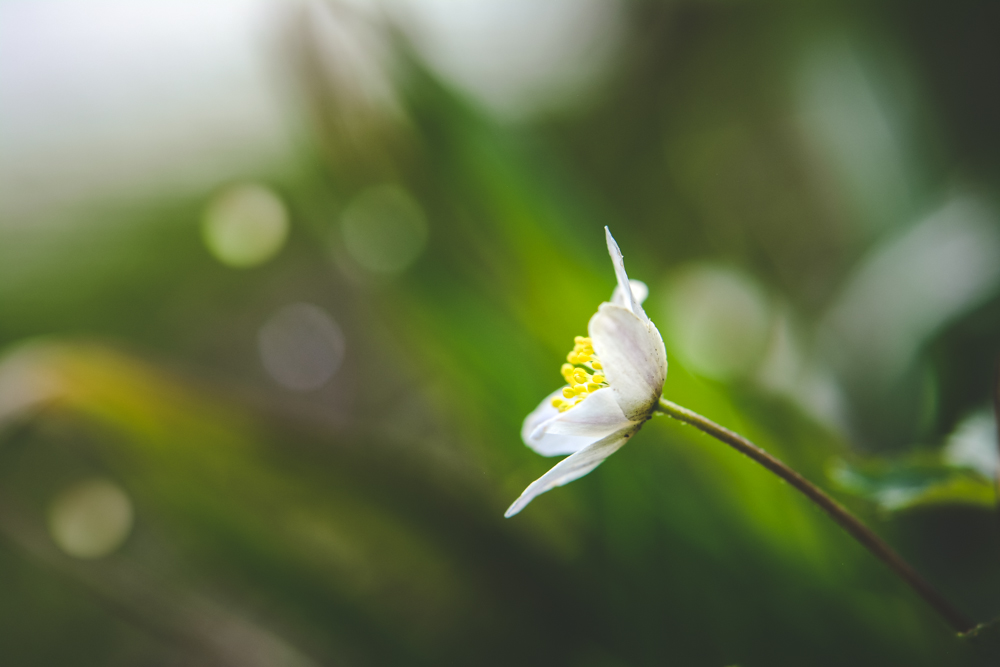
[504,230,978,636]
[505,227,668,517]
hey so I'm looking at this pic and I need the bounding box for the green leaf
[829,457,996,512]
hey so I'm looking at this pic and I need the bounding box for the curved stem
[655,397,976,634]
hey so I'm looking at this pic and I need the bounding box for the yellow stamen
[555,335,606,412]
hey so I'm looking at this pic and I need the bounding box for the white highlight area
[0,0,295,223]
[386,0,626,120]
[944,409,1000,480]
[823,196,1000,386]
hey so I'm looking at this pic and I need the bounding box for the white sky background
[0,0,300,225]
[0,0,626,227]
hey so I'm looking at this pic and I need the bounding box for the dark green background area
[1,1,999,665]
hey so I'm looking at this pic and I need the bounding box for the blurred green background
[2,1,1000,665]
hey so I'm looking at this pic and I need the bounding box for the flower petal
[589,303,667,420]
[605,227,648,323]
[531,387,633,438]
[524,387,636,456]
[505,424,640,517]
[612,279,649,308]
[521,389,593,456]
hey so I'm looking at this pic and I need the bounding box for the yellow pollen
[555,335,607,412]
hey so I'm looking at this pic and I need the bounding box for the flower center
[551,336,608,412]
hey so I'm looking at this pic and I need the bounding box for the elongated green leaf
[829,457,996,512]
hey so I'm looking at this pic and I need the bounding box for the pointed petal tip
[604,228,634,315]
[604,226,621,256]
[503,426,637,519]
[505,492,530,517]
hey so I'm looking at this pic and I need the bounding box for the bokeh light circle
[202,183,289,268]
[48,478,134,559]
[340,184,428,274]
[258,303,346,391]
[663,265,773,381]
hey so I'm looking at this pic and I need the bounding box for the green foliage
[2,1,999,665]
[829,457,996,513]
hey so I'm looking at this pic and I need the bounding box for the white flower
[505,228,668,517]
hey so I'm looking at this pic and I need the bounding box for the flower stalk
[655,397,976,634]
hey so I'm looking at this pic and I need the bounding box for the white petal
[605,227,648,323]
[505,424,640,517]
[612,279,649,308]
[521,389,592,456]
[522,389,561,440]
[523,387,636,456]
[531,387,633,438]
[589,303,667,420]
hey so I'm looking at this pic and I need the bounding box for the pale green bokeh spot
[48,478,134,559]
[664,264,772,381]
[340,184,428,274]
[202,184,289,268]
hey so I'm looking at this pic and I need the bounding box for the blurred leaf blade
[830,457,997,512]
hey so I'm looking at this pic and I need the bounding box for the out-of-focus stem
[655,397,976,634]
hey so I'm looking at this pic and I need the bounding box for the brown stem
[656,397,976,634]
